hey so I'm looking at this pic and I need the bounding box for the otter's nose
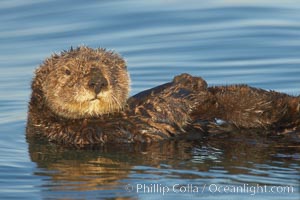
[88,68,108,94]
[88,77,108,94]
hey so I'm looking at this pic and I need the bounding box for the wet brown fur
[192,85,300,131]
[32,46,130,119]
[27,47,300,146]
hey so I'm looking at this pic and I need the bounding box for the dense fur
[27,46,300,146]
[192,85,300,131]
[32,46,130,119]
[27,72,208,145]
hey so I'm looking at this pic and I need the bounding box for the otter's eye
[65,69,71,75]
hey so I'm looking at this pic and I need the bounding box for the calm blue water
[0,0,300,199]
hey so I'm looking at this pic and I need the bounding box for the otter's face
[35,47,130,119]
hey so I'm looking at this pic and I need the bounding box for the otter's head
[33,46,130,119]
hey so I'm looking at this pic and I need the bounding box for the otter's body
[27,73,209,145]
[26,47,300,146]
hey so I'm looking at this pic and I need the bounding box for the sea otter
[26,46,300,146]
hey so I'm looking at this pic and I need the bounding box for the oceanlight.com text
[124,183,295,196]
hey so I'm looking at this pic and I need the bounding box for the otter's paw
[173,73,207,90]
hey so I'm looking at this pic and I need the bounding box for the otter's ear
[34,55,56,80]
[122,63,128,69]
[35,65,49,77]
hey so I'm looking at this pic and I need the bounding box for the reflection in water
[28,139,192,189]
[27,130,299,199]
